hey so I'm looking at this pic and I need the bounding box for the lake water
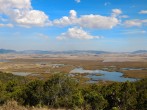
[0,59,9,62]
[121,68,147,70]
[12,72,32,76]
[70,68,138,82]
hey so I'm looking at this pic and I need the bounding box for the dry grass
[123,70,147,79]
[0,101,28,110]
[0,101,68,110]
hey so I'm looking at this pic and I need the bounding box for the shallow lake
[70,68,138,82]
[121,68,147,70]
[12,72,32,76]
[0,59,9,62]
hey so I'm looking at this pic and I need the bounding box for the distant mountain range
[0,49,147,54]
[0,49,109,54]
[131,50,147,54]
[0,49,16,54]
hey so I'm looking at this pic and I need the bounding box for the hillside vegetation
[0,71,147,110]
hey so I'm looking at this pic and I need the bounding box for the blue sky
[0,0,147,52]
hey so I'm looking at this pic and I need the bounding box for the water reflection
[70,68,138,82]
[0,59,9,62]
[12,72,32,76]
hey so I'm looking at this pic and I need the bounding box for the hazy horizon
[1,48,147,53]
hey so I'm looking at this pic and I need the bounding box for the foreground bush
[0,72,147,110]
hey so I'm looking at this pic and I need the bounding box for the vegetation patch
[0,71,147,110]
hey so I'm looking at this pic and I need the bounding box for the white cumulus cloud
[124,19,147,27]
[0,0,31,11]
[0,0,122,29]
[53,9,121,29]
[112,9,122,17]
[15,10,50,27]
[139,10,147,14]
[0,0,51,27]
[53,10,77,27]
[0,23,14,27]
[75,0,80,3]
[57,27,101,40]
[78,14,119,29]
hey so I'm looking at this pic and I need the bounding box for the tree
[83,90,108,110]
[135,79,147,110]
[43,74,80,108]
[101,82,122,109]
[21,80,44,106]
[0,81,6,104]
[120,82,137,110]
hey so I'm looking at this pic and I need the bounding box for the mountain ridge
[0,49,109,54]
[0,49,147,54]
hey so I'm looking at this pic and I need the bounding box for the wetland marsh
[0,54,147,83]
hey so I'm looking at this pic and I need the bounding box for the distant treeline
[0,71,147,110]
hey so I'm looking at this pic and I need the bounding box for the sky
[0,0,147,52]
